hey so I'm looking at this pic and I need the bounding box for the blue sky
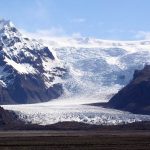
[0,0,150,40]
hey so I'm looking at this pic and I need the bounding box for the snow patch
[5,57,37,74]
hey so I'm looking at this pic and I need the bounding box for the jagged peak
[0,19,21,39]
[0,19,15,30]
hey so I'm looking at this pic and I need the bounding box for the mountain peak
[0,19,66,104]
[0,19,21,40]
[0,19,15,30]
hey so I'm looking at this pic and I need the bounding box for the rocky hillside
[0,19,66,104]
[108,65,150,115]
[0,106,22,129]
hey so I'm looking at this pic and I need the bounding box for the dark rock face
[108,65,150,115]
[0,73,63,104]
[0,106,21,128]
[0,19,66,104]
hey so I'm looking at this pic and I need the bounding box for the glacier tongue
[3,102,150,125]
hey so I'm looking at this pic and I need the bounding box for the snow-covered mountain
[2,20,150,125]
[0,19,66,104]
[38,37,150,102]
[1,19,150,105]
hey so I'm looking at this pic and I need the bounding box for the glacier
[3,36,150,125]
[49,38,150,102]
[3,100,150,125]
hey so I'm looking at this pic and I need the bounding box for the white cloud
[21,27,66,39]
[20,28,85,48]
[71,18,86,23]
[135,31,150,40]
[20,28,104,48]
[20,28,150,49]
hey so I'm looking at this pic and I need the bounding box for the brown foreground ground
[0,121,150,150]
[0,130,150,150]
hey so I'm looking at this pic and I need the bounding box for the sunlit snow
[2,28,150,125]
[3,98,150,125]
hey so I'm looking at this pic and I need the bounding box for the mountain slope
[108,65,150,114]
[0,20,66,104]
[0,106,22,128]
